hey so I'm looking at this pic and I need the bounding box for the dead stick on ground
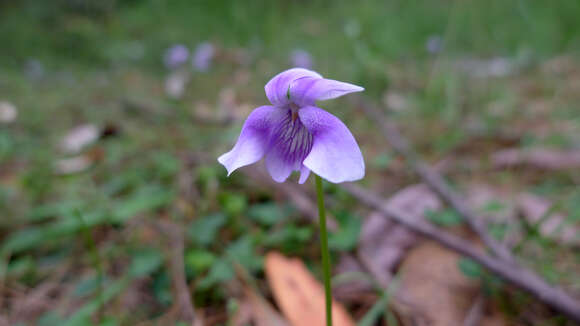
[243,164,580,321]
[359,99,514,263]
[156,221,203,326]
[342,183,580,322]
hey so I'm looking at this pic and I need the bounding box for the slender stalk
[315,175,332,326]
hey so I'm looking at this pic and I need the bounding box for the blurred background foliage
[0,0,579,325]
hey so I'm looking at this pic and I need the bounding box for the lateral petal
[299,106,365,183]
[218,106,284,175]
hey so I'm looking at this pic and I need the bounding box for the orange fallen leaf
[264,252,355,326]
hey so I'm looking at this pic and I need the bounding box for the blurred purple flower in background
[192,42,215,72]
[290,49,313,69]
[164,44,189,69]
[218,68,365,184]
[426,35,443,54]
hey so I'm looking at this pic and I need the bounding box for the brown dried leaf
[395,242,480,326]
[243,285,289,326]
[264,252,355,326]
[517,193,579,246]
[230,299,253,326]
[358,184,442,285]
[492,148,580,170]
[333,255,375,302]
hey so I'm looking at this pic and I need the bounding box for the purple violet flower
[164,44,189,69]
[218,68,365,184]
[290,49,313,69]
[192,42,215,72]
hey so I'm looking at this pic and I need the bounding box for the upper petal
[299,106,365,183]
[264,68,322,106]
[218,106,284,175]
[290,77,364,106]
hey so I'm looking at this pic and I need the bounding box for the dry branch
[155,221,203,326]
[358,99,515,263]
[242,161,580,321]
[342,183,580,322]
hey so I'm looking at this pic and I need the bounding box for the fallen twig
[358,99,514,263]
[156,221,203,326]
[342,183,580,322]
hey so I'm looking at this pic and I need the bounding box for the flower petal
[298,165,311,184]
[218,106,284,175]
[290,77,364,106]
[264,110,314,183]
[299,106,365,183]
[265,149,294,183]
[264,68,322,106]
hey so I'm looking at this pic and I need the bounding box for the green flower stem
[315,175,332,326]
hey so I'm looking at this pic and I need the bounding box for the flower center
[268,109,313,171]
[289,102,300,122]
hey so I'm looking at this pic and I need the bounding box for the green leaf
[488,223,508,241]
[151,151,180,179]
[188,213,227,246]
[262,225,313,248]
[458,258,482,279]
[153,271,173,306]
[372,153,393,169]
[185,249,216,273]
[27,200,84,222]
[226,236,262,272]
[198,258,234,290]
[481,200,507,213]
[1,227,46,255]
[99,317,120,326]
[426,209,463,227]
[37,311,66,326]
[219,192,248,216]
[357,290,389,326]
[74,276,103,298]
[198,165,219,185]
[112,186,174,223]
[63,278,128,326]
[129,248,164,278]
[2,256,34,278]
[247,203,285,226]
[329,211,361,251]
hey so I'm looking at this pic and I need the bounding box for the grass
[0,0,579,324]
